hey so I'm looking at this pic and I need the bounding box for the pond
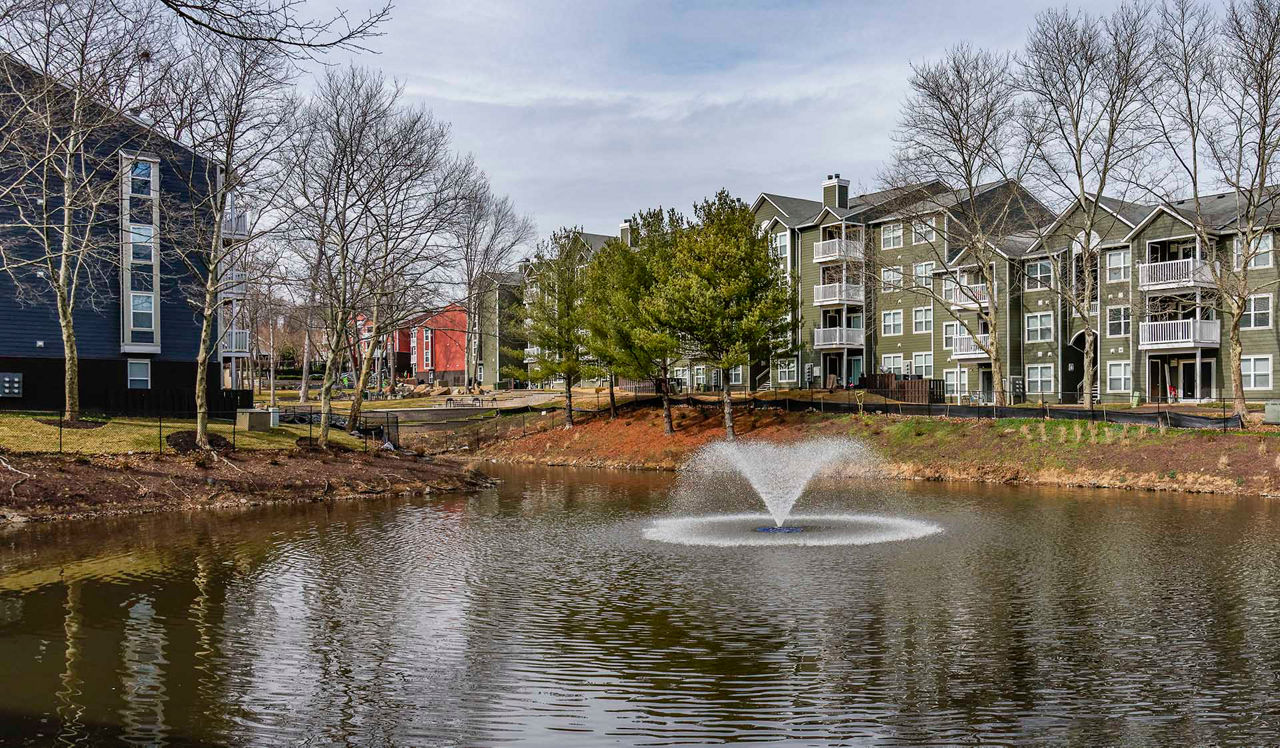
[1,464,1279,746]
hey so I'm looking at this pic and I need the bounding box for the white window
[130,293,154,330]
[776,359,797,383]
[1026,364,1053,395]
[881,222,903,249]
[881,266,903,290]
[881,309,903,336]
[127,359,151,390]
[694,366,706,387]
[912,307,933,334]
[122,156,160,345]
[1242,355,1273,390]
[881,354,905,375]
[1106,361,1132,393]
[1106,306,1131,338]
[1106,248,1130,282]
[911,217,936,244]
[912,352,934,377]
[942,322,959,350]
[1025,259,1052,290]
[130,161,153,196]
[1243,294,1273,329]
[1025,311,1053,343]
[729,366,743,385]
[913,261,935,287]
[944,369,963,397]
[1234,233,1275,269]
[673,366,688,381]
[942,276,958,303]
[769,231,789,265]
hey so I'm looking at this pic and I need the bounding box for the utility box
[236,408,272,432]
[1131,390,1142,408]
[0,373,21,398]
[1265,401,1280,425]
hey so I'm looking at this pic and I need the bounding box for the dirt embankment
[476,405,1280,497]
[0,448,490,523]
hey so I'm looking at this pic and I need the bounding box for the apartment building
[407,304,467,386]
[473,270,526,390]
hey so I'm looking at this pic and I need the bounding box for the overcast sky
[327,0,1118,240]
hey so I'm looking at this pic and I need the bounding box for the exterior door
[847,356,863,387]
[979,369,994,403]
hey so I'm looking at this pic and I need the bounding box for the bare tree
[453,184,534,389]
[882,44,1052,406]
[154,33,295,448]
[1021,2,1156,406]
[0,0,171,420]
[154,0,390,56]
[1151,0,1280,419]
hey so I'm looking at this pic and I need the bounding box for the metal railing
[812,282,864,305]
[951,333,991,358]
[1137,258,1214,291]
[1138,318,1220,348]
[943,283,991,308]
[813,238,863,263]
[813,326,866,348]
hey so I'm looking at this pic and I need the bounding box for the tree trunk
[318,333,341,448]
[299,328,312,403]
[193,302,214,449]
[659,376,674,435]
[56,297,79,422]
[347,338,378,430]
[608,373,616,419]
[721,367,735,440]
[269,323,277,410]
[1082,328,1096,408]
[1229,322,1248,423]
[990,356,1007,408]
[563,376,574,428]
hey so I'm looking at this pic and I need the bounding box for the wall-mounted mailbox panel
[0,373,22,398]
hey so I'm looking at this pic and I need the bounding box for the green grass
[0,412,365,454]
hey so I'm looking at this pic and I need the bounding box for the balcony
[813,327,865,349]
[813,238,863,263]
[951,333,991,359]
[222,208,250,240]
[812,282,864,306]
[943,283,991,309]
[523,346,542,363]
[219,269,248,299]
[1137,258,1214,292]
[220,329,250,356]
[1138,318,1220,350]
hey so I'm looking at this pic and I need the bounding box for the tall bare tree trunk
[193,294,215,449]
[269,323,277,410]
[1082,329,1096,406]
[721,367,735,439]
[56,295,79,422]
[318,331,341,448]
[299,327,311,402]
[563,376,574,428]
[1229,322,1247,423]
[348,337,378,429]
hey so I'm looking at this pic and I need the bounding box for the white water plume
[685,438,867,526]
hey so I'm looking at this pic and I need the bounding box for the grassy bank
[470,404,1280,497]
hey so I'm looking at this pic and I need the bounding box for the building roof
[1092,194,1156,227]
[578,232,615,254]
[757,193,824,228]
[871,179,1011,222]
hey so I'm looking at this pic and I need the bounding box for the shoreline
[0,448,491,524]
[468,406,1280,499]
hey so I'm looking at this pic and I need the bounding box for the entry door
[1180,360,1213,400]
[847,356,863,386]
[979,369,994,403]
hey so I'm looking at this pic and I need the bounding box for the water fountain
[643,437,942,547]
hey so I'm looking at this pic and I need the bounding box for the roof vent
[826,174,833,180]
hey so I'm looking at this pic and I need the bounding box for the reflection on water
[2,465,1280,745]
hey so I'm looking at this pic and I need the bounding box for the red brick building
[408,304,467,386]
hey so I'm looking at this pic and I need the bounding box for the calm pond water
[2,464,1280,746]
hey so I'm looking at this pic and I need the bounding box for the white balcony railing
[523,346,542,363]
[813,327,866,348]
[1138,318,1220,349]
[1137,258,1214,291]
[951,333,991,358]
[813,238,864,263]
[812,282,864,306]
[222,208,250,239]
[219,269,248,299]
[220,329,250,354]
[943,283,991,308]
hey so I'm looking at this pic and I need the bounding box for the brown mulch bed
[34,417,108,430]
[0,449,490,522]
[165,430,232,453]
[295,436,354,452]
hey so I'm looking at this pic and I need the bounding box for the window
[1234,233,1275,269]
[1026,364,1053,395]
[130,225,154,262]
[944,369,964,397]
[913,307,933,334]
[1243,356,1273,390]
[942,276,958,303]
[694,366,706,387]
[1106,249,1130,282]
[769,231,789,265]
[776,359,797,383]
[729,366,743,385]
[1106,361,1132,393]
[913,261,935,287]
[881,222,903,249]
[881,354,904,375]
[881,266,903,290]
[1243,294,1272,329]
[127,359,151,389]
[130,293,154,330]
[1025,259,1052,290]
[1106,306,1131,338]
[881,309,903,336]
[912,217,936,244]
[130,161,153,197]
[912,352,934,377]
[1025,311,1053,343]
[942,322,959,350]
[673,366,688,381]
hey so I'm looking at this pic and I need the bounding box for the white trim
[1242,354,1273,391]
[1025,363,1053,395]
[1106,360,1132,393]
[775,358,797,383]
[881,309,904,337]
[912,351,934,378]
[1105,305,1131,338]
[1105,247,1131,283]
[1242,293,1274,330]
[1024,258,1052,292]
[911,216,936,244]
[942,321,959,350]
[881,353,905,375]
[881,222,904,250]
[912,306,933,334]
[1024,311,1053,343]
[1121,204,1197,242]
[127,358,151,390]
[880,265,904,290]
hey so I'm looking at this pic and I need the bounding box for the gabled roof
[1093,194,1155,227]
[868,179,1011,223]
[753,193,823,228]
